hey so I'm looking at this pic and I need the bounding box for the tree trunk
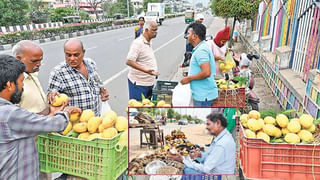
[229,17,236,48]
[225,17,228,27]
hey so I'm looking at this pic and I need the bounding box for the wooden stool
[140,129,164,148]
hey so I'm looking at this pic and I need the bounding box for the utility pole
[127,0,130,17]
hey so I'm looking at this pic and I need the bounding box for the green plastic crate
[37,133,128,180]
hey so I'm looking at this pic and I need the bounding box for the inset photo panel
[128,107,237,177]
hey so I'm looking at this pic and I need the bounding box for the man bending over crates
[180,23,218,106]
[126,21,160,101]
[168,113,236,175]
[0,54,81,180]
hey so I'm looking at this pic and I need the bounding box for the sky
[173,108,213,122]
[187,0,210,8]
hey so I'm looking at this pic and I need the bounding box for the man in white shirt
[12,40,48,114]
[126,21,160,101]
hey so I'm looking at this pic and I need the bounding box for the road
[1,15,214,115]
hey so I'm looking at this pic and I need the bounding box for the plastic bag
[172,83,191,106]
[100,101,111,115]
[220,52,236,73]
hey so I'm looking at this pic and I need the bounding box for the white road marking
[86,46,98,51]
[118,35,133,41]
[103,32,184,86]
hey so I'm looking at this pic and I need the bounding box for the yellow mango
[79,109,95,122]
[51,93,69,107]
[115,116,128,132]
[69,112,81,122]
[73,122,87,133]
[87,117,102,133]
[88,133,101,140]
[78,132,90,140]
[102,127,118,139]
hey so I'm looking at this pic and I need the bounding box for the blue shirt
[188,40,218,101]
[0,97,68,180]
[182,128,236,174]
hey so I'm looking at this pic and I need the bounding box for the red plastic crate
[239,125,320,180]
[212,88,245,107]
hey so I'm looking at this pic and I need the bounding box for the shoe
[54,174,68,180]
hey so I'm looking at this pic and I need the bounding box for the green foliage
[211,0,260,21]
[49,7,76,22]
[0,0,30,26]
[0,19,138,45]
[165,7,171,14]
[108,0,134,17]
[29,0,49,23]
[79,10,90,20]
[167,108,175,119]
[175,112,181,120]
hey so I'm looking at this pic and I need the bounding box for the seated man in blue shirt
[180,23,218,106]
[169,113,236,175]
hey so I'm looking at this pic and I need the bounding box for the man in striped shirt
[0,54,81,180]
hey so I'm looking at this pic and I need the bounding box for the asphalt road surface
[1,15,214,115]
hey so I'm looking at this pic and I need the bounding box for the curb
[0,23,138,51]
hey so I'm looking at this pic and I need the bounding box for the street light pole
[127,0,130,17]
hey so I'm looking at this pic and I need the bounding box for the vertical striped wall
[253,0,320,82]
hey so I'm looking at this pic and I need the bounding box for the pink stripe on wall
[274,7,283,51]
[303,8,320,81]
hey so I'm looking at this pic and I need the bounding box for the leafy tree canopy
[0,0,29,26]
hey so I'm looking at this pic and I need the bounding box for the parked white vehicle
[145,3,165,25]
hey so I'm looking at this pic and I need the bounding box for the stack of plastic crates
[152,80,178,104]
[37,133,128,180]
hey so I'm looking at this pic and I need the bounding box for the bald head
[143,21,158,40]
[12,40,42,57]
[64,38,84,52]
[64,38,85,69]
[12,40,43,73]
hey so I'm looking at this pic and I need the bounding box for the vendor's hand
[147,69,160,76]
[180,77,191,85]
[168,151,183,163]
[100,87,109,101]
[218,56,225,61]
[189,150,201,159]
[47,91,60,104]
[48,101,68,116]
[63,106,82,116]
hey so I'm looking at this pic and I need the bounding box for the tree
[175,112,181,120]
[29,0,49,23]
[0,0,29,26]
[211,0,260,47]
[79,10,90,20]
[86,0,105,19]
[167,108,175,119]
[49,7,76,22]
[165,7,171,14]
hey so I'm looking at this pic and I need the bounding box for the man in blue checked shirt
[169,113,236,175]
[0,54,81,180]
[47,38,109,116]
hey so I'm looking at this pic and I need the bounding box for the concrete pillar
[251,31,259,43]
[259,35,272,52]
[275,46,292,69]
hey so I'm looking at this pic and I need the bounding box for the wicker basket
[212,88,246,108]
[156,166,179,174]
